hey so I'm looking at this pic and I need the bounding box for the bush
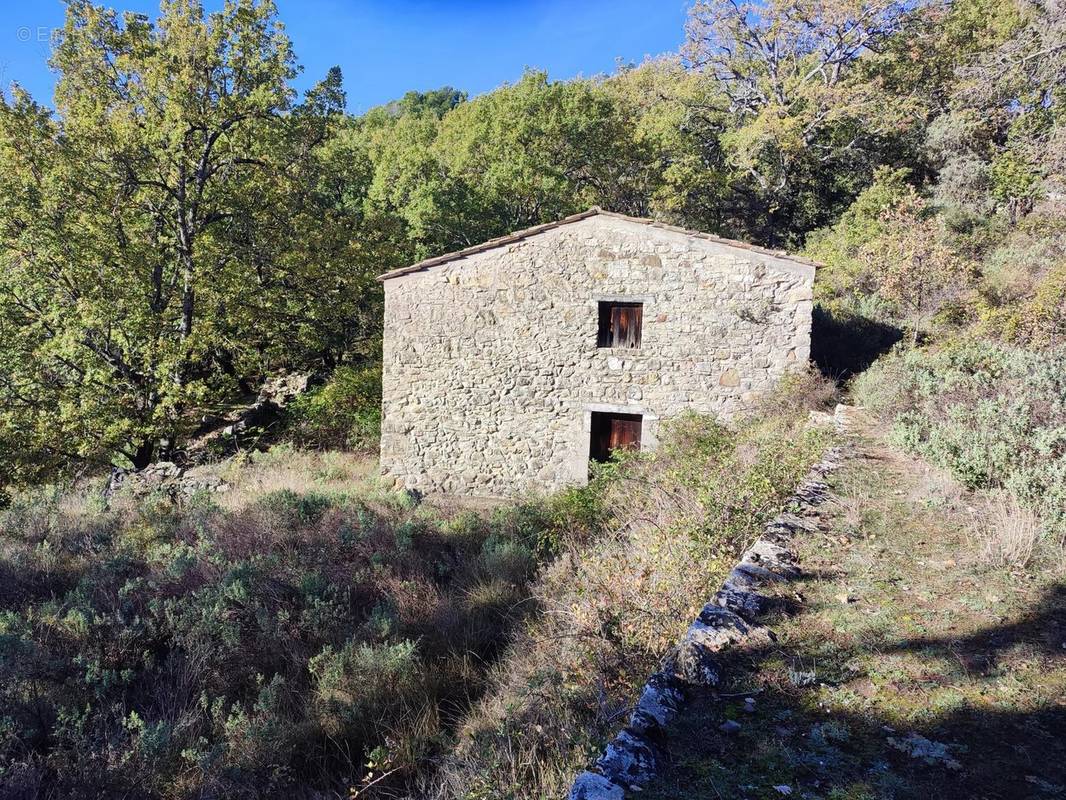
[290,365,382,451]
[854,342,1066,541]
[310,640,422,740]
[0,449,557,798]
[970,492,1043,568]
[0,383,836,799]
[988,260,1066,349]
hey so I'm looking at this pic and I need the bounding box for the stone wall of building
[380,214,814,496]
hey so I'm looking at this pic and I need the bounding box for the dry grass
[969,491,1044,569]
[907,460,965,509]
[433,385,835,799]
[215,447,378,510]
[0,445,566,799]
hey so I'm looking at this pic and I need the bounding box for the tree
[954,0,1065,217]
[683,0,918,243]
[361,71,661,258]
[861,193,969,343]
[0,0,368,476]
[604,58,734,233]
[803,166,914,301]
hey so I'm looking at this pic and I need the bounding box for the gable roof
[377,208,819,282]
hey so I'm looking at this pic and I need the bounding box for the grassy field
[640,424,1066,800]
[0,447,571,798]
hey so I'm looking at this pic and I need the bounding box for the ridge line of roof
[377,208,818,282]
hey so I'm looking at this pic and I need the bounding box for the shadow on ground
[643,582,1066,800]
[641,440,1066,800]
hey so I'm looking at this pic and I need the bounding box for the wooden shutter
[597,302,643,348]
[609,415,642,451]
[590,412,643,462]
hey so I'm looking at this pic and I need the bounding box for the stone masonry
[379,209,816,496]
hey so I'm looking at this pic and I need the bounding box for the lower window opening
[589,411,643,464]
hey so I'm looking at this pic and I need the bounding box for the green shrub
[0,447,562,798]
[290,365,382,451]
[310,640,422,739]
[256,488,339,524]
[857,342,1066,537]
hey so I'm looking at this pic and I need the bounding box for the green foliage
[804,168,914,302]
[310,640,422,738]
[0,1,382,481]
[0,454,578,797]
[989,150,1042,204]
[290,365,383,451]
[854,342,1066,535]
[360,69,666,258]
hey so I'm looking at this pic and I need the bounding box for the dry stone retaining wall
[568,444,846,799]
[380,215,814,496]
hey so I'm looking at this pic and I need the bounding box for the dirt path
[641,424,1066,800]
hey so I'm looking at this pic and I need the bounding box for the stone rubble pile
[568,445,846,800]
[105,462,230,502]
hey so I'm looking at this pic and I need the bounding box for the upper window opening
[597,302,643,348]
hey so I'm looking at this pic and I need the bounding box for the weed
[969,491,1043,569]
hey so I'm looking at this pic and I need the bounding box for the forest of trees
[0,0,1063,490]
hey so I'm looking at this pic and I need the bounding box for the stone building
[378,208,816,496]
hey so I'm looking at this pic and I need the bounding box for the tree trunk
[177,214,195,341]
[131,439,155,470]
[180,261,195,340]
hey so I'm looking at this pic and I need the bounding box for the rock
[808,404,863,433]
[887,733,962,770]
[104,460,230,505]
[807,409,837,428]
[568,772,625,800]
[681,605,772,656]
[257,373,311,407]
[719,719,742,734]
[833,403,865,432]
[741,539,800,578]
[629,674,683,733]
[144,461,181,477]
[718,368,741,387]
[715,579,770,619]
[118,461,185,499]
[177,472,229,497]
[596,729,658,789]
[674,638,721,686]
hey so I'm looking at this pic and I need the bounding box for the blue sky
[0,0,689,113]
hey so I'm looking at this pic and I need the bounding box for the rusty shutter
[590,412,643,462]
[597,302,643,348]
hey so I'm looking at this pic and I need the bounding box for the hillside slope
[641,419,1066,800]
